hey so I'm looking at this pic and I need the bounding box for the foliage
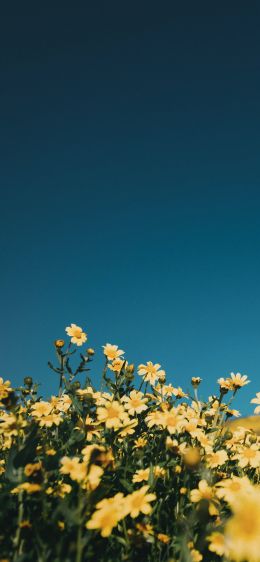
[1,324,260,562]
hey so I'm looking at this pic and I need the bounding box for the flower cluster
[0,323,260,562]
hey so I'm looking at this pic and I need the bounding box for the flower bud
[191,377,202,388]
[87,348,95,356]
[126,364,135,374]
[54,339,65,348]
[24,377,33,388]
[158,373,166,384]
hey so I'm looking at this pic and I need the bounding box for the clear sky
[1,1,260,413]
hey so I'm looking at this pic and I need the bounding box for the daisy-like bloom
[125,485,156,518]
[24,462,41,477]
[217,377,233,391]
[83,416,101,441]
[30,401,53,418]
[82,444,106,465]
[84,465,104,491]
[107,358,126,372]
[102,344,124,361]
[133,436,147,448]
[228,372,250,390]
[157,533,170,544]
[145,410,164,428]
[153,465,166,478]
[196,430,213,453]
[38,413,62,427]
[160,408,183,435]
[207,532,227,557]
[65,323,87,346]
[251,392,260,414]
[233,444,260,468]
[190,549,203,562]
[190,480,218,516]
[206,449,228,469]
[96,400,126,429]
[117,416,138,438]
[11,482,41,494]
[122,390,148,415]
[182,446,201,467]
[224,489,260,562]
[51,394,72,413]
[86,493,127,537]
[60,457,87,482]
[191,377,202,388]
[138,362,165,385]
[215,476,253,504]
[182,418,202,438]
[132,468,150,483]
[0,377,12,401]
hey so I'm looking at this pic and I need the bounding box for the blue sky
[1,1,260,413]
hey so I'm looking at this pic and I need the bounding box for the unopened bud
[54,339,65,349]
[126,364,135,374]
[191,377,202,388]
[158,374,166,384]
[24,377,33,388]
[87,348,95,356]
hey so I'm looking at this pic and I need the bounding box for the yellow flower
[157,533,170,544]
[0,378,12,400]
[30,401,53,418]
[133,436,147,448]
[96,400,126,429]
[132,468,150,483]
[102,344,124,361]
[60,457,87,482]
[145,410,164,428]
[85,465,104,491]
[228,372,250,389]
[207,531,227,557]
[216,476,253,504]
[206,449,228,468]
[138,362,165,385]
[161,408,182,434]
[65,323,87,346]
[234,444,260,468]
[190,480,218,515]
[217,377,233,391]
[24,462,41,477]
[153,465,166,478]
[122,390,148,415]
[45,448,56,456]
[38,413,62,427]
[11,483,41,494]
[190,548,203,562]
[117,416,138,438]
[251,393,260,415]
[125,485,156,518]
[224,489,260,562]
[107,358,126,372]
[86,493,127,537]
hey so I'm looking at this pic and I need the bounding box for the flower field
[1,324,260,562]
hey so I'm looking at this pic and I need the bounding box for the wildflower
[216,476,253,504]
[38,413,62,427]
[65,323,87,346]
[85,465,104,491]
[0,378,12,401]
[190,549,203,562]
[117,416,138,438]
[107,358,126,372]
[138,362,165,385]
[224,489,260,562]
[206,449,228,468]
[191,377,202,388]
[11,483,41,494]
[96,400,126,429]
[30,401,53,418]
[122,390,148,415]
[228,372,250,390]
[233,444,260,468]
[125,485,156,518]
[153,465,166,478]
[157,533,170,544]
[132,468,150,483]
[54,339,65,348]
[251,392,260,414]
[133,436,147,448]
[86,493,126,537]
[102,344,124,361]
[161,408,182,434]
[218,377,233,391]
[207,532,227,557]
[145,410,164,428]
[60,457,87,482]
[190,480,218,515]
[24,462,41,477]
[183,447,201,467]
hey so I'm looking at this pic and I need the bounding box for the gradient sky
[1,1,260,413]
